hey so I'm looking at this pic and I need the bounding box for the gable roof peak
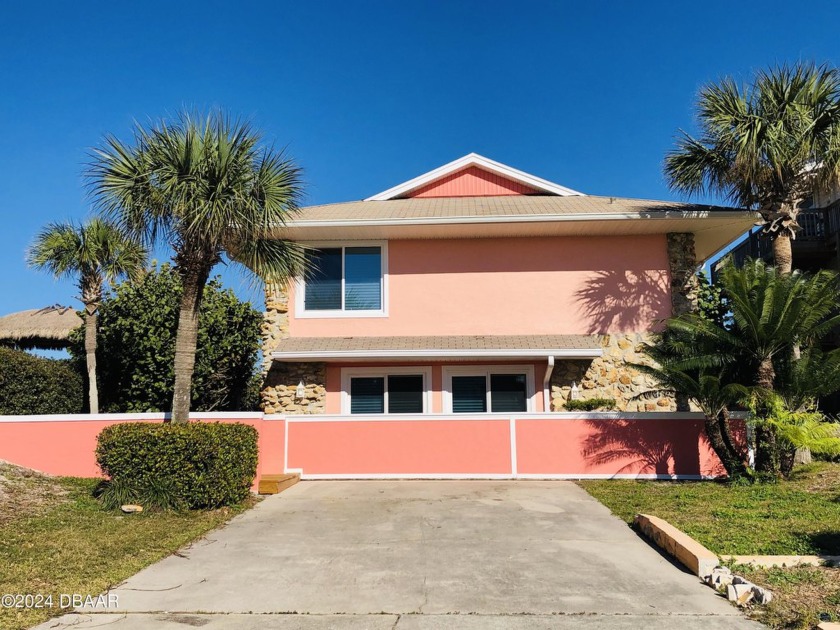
[365,153,584,201]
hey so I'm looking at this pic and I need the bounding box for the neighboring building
[724,185,840,274]
[261,154,754,417]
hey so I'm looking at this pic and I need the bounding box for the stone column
[261,281,290,374]
[259,280,327,415]
[666,233,699,317]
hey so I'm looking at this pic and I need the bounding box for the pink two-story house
[260,154,753,479]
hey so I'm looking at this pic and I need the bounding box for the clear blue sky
[2,0,839,312]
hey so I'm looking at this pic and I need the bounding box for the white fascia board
[284,210,755,230]
[365,153,584,201]
[271,348,603,361]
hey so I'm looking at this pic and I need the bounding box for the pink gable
[406,166,540,198]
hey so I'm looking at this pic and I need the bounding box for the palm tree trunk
[754,356,779,475]
[171,265,210,423]
[703,412,746,478]
[772,234,793,275]
[84,305,99,414]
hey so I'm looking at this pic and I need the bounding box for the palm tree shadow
[582,419,721,477]
[575,269,669,333]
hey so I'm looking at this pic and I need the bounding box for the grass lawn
[579,462,840,629]
[0,463,255,630]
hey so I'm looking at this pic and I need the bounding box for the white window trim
[295,241,389,319]
[442,365,536,414]
[341,366,433,415]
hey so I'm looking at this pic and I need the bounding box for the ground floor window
[341,367,432,414]
[444,366,535,413]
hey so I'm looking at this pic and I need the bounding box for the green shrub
[96,422,258,509]
[69,264,261,412]
[0,347,84,414]
[563,397,617,411]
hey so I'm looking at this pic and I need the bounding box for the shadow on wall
[575,269,669,333]
[582,419,724,477]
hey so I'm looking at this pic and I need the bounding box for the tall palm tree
[665,63,840,273]
[87,111,306,423]
[28,219,146,413]
[666,259,840,472]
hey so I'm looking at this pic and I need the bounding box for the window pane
[388,375,424,413]
[350,377,385,414]
[305,248,342,310]
[490,374,528,413]
[452,375,487,413]
[345,247,382,310]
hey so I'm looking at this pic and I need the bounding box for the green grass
[732,564,840,629]
[578,462,840,556]
[0,476,254,630]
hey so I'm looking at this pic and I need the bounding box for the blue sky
[2,0,839,312]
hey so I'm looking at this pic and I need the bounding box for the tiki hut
[0,305,83,350]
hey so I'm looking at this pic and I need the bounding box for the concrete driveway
[37,481,762,629]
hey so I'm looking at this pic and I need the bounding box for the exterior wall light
[295,381,306,400]
[569,381,581,400]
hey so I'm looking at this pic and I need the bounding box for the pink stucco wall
[289,235,671,337]
[0,414,285,488]
[287,419,512,475]
[283,414,727,479]
[0,412,731,481]
[406,166,539,197]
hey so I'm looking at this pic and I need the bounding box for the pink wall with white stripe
[0,412,729,482]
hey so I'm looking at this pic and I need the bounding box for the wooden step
[258,473,300,495]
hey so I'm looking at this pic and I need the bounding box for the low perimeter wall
[0,412,731,481]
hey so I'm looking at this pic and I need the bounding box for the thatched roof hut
[0,306,83,350]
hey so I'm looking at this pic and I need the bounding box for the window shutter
[350,377,385,414]
[305,248,342,310]
[344,247,382,310]
[490,374,528,412]
[387,375,424,413]
[451,376,487,413]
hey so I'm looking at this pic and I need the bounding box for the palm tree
[28,219,146,413]
[87,111,305,423]
[665,259,840,473]
[634,330,750,478]
[665,63,840,274]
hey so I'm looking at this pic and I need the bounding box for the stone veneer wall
[260,281,327,414]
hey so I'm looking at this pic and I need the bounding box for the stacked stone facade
[261,281,327,414]
[550,333,674,411]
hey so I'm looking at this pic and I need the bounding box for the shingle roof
[271,334,603,360]
[288,195,737,224]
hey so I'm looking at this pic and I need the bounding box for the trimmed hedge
[96,422,258,509]
[0,347,84,415]
[563,397,617,411]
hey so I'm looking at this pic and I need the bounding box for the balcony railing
[721,205,840,272]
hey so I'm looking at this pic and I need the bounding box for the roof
[271,334,603,362]
[289,194,735,223]
[0,306,82,350]
[365,153,583,200]
[276,195,757,261]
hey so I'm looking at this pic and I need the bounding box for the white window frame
[295,241,389,319]
[341,366,433,415]
[442,365,536,414]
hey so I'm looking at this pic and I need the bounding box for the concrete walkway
[35,481,762,629]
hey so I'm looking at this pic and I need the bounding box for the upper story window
[298,243,387,318]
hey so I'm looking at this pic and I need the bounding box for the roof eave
[271,348,604,362]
